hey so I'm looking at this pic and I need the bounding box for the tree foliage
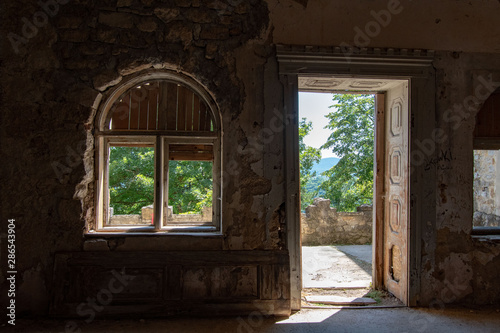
[109,146,155,215]
[299,118,322,210]
[108,146,212,215]
[168,160,212,214]
[320,94,374,211]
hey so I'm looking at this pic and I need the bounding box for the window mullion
[154,136,163,231]
[164,138,170,229]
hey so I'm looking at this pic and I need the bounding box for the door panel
[384,81,409,304]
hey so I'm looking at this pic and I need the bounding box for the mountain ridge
[312,157,339,175]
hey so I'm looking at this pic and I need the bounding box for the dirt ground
[302,245,403,307]
[301,287,404,307]
[302,245,372,289]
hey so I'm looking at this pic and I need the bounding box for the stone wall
[301,198,372,245]
[473,150,500,226]
[109,206,213,225]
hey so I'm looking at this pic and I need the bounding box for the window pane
[166,160,213,226]
[473,150,500,228]
[108,146,155,226]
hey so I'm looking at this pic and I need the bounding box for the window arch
[94,71,221,233]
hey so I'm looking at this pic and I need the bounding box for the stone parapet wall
[109,206,212,225]
[301,198,372,246]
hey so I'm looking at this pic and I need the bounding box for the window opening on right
[473,149,500,229]
[472,88,500,233]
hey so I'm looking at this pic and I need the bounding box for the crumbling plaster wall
[268,0,500,53]
[266,0,500,306]
[418,53,500,306]
[2,0,500,317]
[1,0,284,316]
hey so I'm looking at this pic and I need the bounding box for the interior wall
[421,53,500,305]
[268,0,500,53]
[1,0,500,317]
[0,0,288,316]
[267,0,500,306]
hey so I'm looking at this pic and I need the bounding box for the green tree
[299,118,322,210]
[168,160,213,214]
[109,146,155,215]
[108,147,213,215]
[320,94,374,211]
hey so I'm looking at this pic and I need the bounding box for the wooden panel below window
[50,251,291,317]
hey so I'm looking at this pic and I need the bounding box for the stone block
[137,18,158,32]
[154,7,180,23]
[98,12,135,29]
[200,26,229,40]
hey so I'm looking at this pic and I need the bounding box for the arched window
[94,72,221,233]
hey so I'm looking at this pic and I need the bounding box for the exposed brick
[234,3,248,15]
[55,16,84,29]
[98,12,135,29]
[93,70,122,91]
[185,8,214,23]
[166,24,193,44]
[137,18,158,32]
[79,43,108,56]
[206,0,228,11]
[154,7,180,24]
[94,29,119,44]
[229,26,242,36]
[220,15,233,25]
[205,43,218,59]
[117,0,133,7]
[175,0,192,7]
[200,26,229,40]
[59,30,89,43]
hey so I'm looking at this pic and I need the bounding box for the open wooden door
[383,81,410,305]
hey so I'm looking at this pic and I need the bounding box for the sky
[298,92,337,158]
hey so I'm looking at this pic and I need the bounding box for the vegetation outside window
[94,75,221,233]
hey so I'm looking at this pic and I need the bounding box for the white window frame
[92,71,222,235]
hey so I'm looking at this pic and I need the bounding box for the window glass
[108,145,155,226]
[167,160,213,226]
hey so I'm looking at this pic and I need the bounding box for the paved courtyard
[302,245,372,289]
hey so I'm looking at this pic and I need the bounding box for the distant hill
[312,157,339,175]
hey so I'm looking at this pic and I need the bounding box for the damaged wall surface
[1,0,500,318]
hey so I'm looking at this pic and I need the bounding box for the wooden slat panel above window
[107,81,215,133]
[169,144,213,161]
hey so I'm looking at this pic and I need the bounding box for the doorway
[297,76,410,306]
[298,91,375,293]
[277,45,435,310]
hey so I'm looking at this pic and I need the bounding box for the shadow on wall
[301,198,372,246]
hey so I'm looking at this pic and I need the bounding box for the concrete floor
[302,245,372,288]
[5,307,500,332]
[6,246,499,332]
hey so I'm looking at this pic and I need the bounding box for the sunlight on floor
[275,309,341,324]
